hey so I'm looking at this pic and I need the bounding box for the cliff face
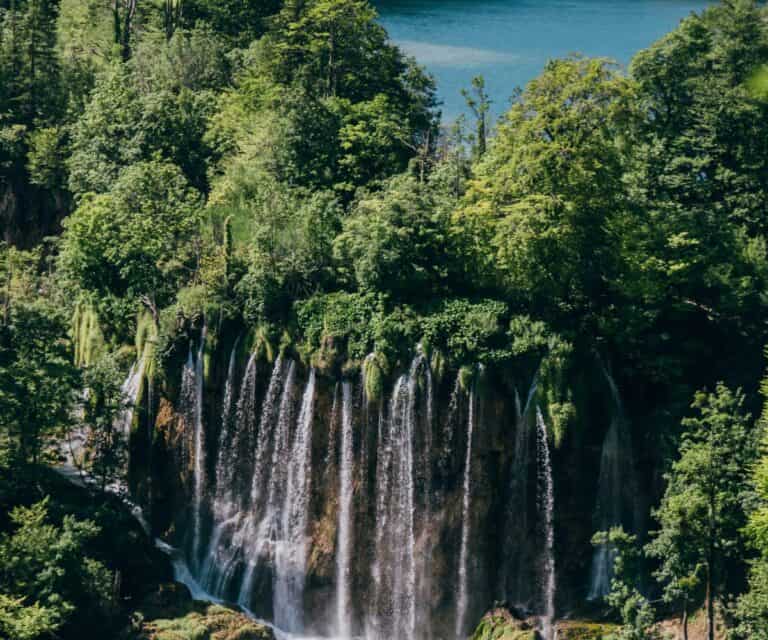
[128,326,653,639]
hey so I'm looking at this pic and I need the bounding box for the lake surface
[375,0,713,119]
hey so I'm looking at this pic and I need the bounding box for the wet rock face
[135,334,654,637]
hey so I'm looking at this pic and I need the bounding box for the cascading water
[274,368,316,633]
[238,356,291,608]
[536,407,556,640]
[588,366,636,600]
[500,377,538,606]
[416,354,435,639]
[369,371,416,639]
[199,339,240,589]
[335,381,355,638]
[202,351,258,594]
[191,327,207,571]
[169,346,575,640]
[455,381,477,640]
[116,361,144,439]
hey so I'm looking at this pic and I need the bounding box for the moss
[430,348,446,383]
[556,621,619,639]
[136,310,159,382]
[538,337,575,448]
[362,352,388,403]
[458,364,475,392]
[470,609,538,640]
[278,330,293,357]
[136,593,274,640]
[72,299,106,367]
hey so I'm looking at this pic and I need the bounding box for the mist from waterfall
[588,366,637,600]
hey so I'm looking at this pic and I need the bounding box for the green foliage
[60,159,203,330]
[0,299,79,465]
[647,384,758,638]
[179,0,281,47]
[334,174,454,299]
[215,170,342,325]
[470,609,536,640]
[208,0,437,197]
[458,57,632,324]
[0,498,111,638]
[296,292,383,363]
[72,299,106,367]
[734,364,768,639]
[362,352,388,403]
[592,527,659,640]
[733,560,768,639]
[537,338,575,447]
[81,353,131,490]
[68,51,221,198]
[0,592,59,640]
[420,299,511,366]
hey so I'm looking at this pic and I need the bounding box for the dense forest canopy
[2,0,768,639]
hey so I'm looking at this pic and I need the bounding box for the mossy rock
[133,585,274,640]
[471,608,539,640]
[556,620,620,639]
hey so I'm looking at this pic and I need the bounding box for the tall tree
[647,384,758,640]
[461,75,491,158]
[457,57,634,327]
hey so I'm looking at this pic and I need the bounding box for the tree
[0,0,67,246]
[647,384,757,640]
[615,0,768,380]
[734,361,768,639]
[179,0,281,47]
[457,57,634,325]
[0,498,111,639]
[60,159,203,333]
[333,174,455,301]
[81,353,130,491]
[68,45,222,198]
[218,168,342,324]
[0,299,79,465]
[461,75,491,158]
[592,527,658,640]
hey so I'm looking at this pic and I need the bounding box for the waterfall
[199,339,240,590]
[335,381,355,638]
[369,371,416,640]
[455,383,477,640]
[416,354,435,639]
[500,377,537,606]
[191,327,207,571]
[236,355,286,607]
[536,407,556,640]
[166,345,576,639]
[258,360,299,620]
[588,366,636,600]
[274,368,316,633]
[116,361,143,438]
[202,351,259,594]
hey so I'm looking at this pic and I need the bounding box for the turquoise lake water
[374,0,713,119]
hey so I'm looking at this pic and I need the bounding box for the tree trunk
[682,598,688,640]
[706,565,715,640]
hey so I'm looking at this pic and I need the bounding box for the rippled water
[375,0,713,118]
